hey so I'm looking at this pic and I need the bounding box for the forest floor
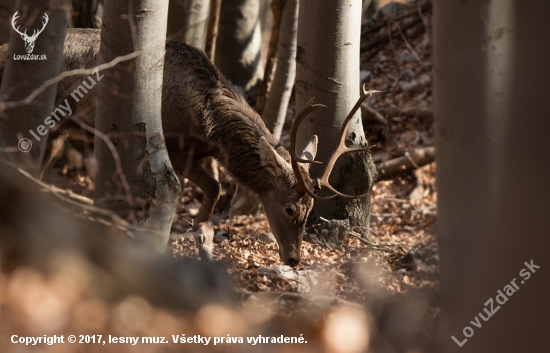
[172,0,438,304]
[40,0,439,350]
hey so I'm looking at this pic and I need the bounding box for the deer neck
[207,96,282,196]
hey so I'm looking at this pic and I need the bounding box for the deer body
[0,29,374,266]
[0,29,315,265]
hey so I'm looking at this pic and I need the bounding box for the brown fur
[0,28,316,265]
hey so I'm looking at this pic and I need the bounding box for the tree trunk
[0,0,14,45]
[262,0,298,140]
[167,0,210,47]
[69,0,103,29]
[0,0,67,171]
[216,0,263,216]
[94,0,181,249]
[203,0,220,59]
[255,0,283,117]
[435,1,550,352]
[215,0,263,90]
[295,0,376,228]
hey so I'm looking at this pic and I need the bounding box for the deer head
[11,11,49,54]
[259,85,379,266]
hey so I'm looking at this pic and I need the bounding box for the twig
[0,51,140,112]
[361,2,432,37]
[396,22,422,63]
[376,146,435,181]
[360,16,423,54]
[379,107,433,119]
[204,0,222,60]
[404,150,420,169]
[361,102,388,125]
[43,184,94,205]
[256,0,284,115]
[372,197,409,204]
[68,115,136,211]
[416,2,430,31]
[14,167,168,239]
[387,22,400,70]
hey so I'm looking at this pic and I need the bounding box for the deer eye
[284,205,296,216]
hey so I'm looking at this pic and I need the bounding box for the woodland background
[0,1,548,353]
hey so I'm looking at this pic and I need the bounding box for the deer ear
[299,135,318,169]
[259,136,290,177]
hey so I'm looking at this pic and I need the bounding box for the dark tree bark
[167,0,210,47]
[295,0,377,228]
[262,0,298,140]
[255,0,283,117]
[0,0,15,45]
[69,0,103,29]
[94,0,181,249]
[203,0,220,59]
[0,0,67,171]
[435,1,550,352]
[215,0,263,90]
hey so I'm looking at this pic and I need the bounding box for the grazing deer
[0,29,376,266]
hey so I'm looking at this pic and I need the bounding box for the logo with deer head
[11,10,49,54]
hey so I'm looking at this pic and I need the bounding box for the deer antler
[11,11,28,39]
[29,13,49,40]
[11,11,48,40]
[291,84,380,201]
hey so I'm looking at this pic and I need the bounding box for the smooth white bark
[263,0,298,140]
[168,0,210,48]
[215,0,263,90]
[295,0,376,227]
[95,0,181,248]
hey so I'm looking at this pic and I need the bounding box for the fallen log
[376,146,435,181]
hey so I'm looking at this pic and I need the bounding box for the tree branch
[376,146,435,181]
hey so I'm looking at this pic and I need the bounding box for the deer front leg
[184,158,221,260]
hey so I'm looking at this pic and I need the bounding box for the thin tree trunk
[202,0,221,181]
[436,1,550,352]
[167,0,210,48]
[215,0,263,90]
[94,0,181,249]
[71,0,103,29]
[226,0,276,217]
[0,0,67,171]
[262,0,298,140]
[295,0,377,228]
[255,0,283,116]
[0,0,15,45]
[204,0,220,59]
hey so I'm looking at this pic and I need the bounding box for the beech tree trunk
[0,0,66,171]
[215,0,263,90]
[295,0,377,228]
[435,1,549,352]
[167,0,210,47]
[94,0,181,249]
[0,0,14,45]
[262,0,298,140]
[70,0,103,29]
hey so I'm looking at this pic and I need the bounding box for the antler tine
[290,97,325,165]
[316,84,380,198]
[42,13,49,27]
[11,11,25,37]
[290,97,326,199]
[31,12,48,39]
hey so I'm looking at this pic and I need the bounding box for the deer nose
[287,258,300,267]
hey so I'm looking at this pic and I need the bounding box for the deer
[0,29,376,266]
[11,11,49,54]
